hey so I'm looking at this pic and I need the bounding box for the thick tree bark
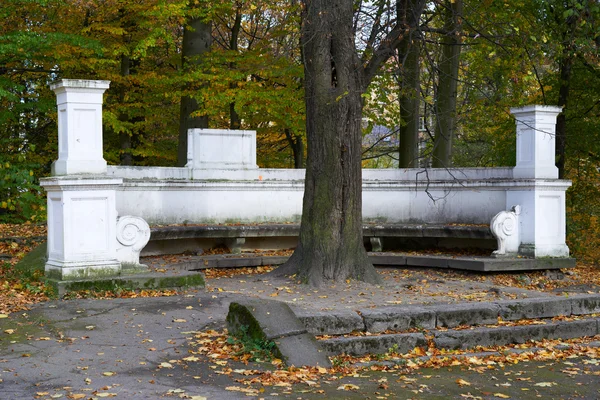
[397,0,424,168]
[398,37,421,168]
[273,0,379,286]
[177,17,211,167]
[273,0,425,286]
[432,0,462,168]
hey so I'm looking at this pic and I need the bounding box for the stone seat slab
[150,223,494,241]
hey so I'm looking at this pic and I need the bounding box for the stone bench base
[144,223,495,256]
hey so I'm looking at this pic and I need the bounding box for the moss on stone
[46,272,205,297]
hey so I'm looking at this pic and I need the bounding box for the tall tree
[432,0,462,168]
[397,13,422,168]
[273,0,426,286]
[177,9,212,167]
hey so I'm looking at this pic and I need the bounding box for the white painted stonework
[187,128,258,180]
[116,216,151,269]
[40,176,122,280]
[511,105,562,179]
[41,80,573,280]
[50,80,110,175]
[490,205,521,257]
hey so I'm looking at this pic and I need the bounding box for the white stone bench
[40,80,571,281]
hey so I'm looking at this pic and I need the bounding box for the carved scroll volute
[116,216,151,267]
[490,205,521,257]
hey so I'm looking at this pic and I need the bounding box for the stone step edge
[319,317,600,356]
[354,340,600,368]
[295,294,600,336]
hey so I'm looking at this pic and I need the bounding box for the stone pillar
[507,105,571,258]
[50,80,110,175]
[40,176,123,281]
[511,105,562,179]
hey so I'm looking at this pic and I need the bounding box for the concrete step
[319,317,600,356]
[294,294,600,356]
[167,252,575,272]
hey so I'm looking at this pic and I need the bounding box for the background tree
[397,0,424,168]
[431,0,462,168]
[177,6,212,167]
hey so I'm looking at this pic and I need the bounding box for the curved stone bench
[144,223,494,256]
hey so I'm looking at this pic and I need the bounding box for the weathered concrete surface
[570,293,600,315]
[296,310,365,335]
[498,297,572,320]
[321,332,427,356]
[427,302,500,328]
[0,292,245,400]
[226,299,330,367]
[360,306,436,333]
[47,269,205,297]
[433,319,600,350]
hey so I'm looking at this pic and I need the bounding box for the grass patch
[227,325,277,362]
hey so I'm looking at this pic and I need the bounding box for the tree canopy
[1,0,600,264]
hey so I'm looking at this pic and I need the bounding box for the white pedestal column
[512,105,562,179]
[50,80,110,175]
[40,176,123,281]
[508,105,570,258]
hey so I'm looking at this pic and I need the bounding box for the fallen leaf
[534,382,556,387]
[337,384,360,391]
[494,394,510,399]
[456,379,471,386]
[102,372,115,376]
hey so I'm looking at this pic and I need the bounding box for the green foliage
[226,325,276,362]
[0,156,45,223]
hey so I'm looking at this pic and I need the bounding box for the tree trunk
[284,128,304,168]
[229,10,242,130]
[398,37,421,168]
[556,54,572,179]
[119,54,133,166]
[555,6,578,180]
[273,0,379,286]
[432,0,462,168]
[177,16,211,167]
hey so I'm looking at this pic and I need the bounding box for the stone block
[498,297,571,320]
[360,306,435,333]
[320,333,427,356]
[274,334,330,367]
[434,319,599,350]
[570,294,600,315]
[226,299,330,367]
[227,299,306,341]
[296,310,365,335]
[429,302,500,328]
[369,254,407,266]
